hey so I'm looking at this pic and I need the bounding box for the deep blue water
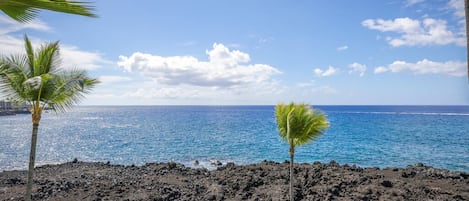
[1,105,468,172]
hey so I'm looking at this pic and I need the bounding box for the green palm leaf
[276,103,329,146]
[0,0,96,23]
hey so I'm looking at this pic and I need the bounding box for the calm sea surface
[1,106,468,172]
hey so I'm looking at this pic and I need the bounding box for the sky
[0,0,468,105]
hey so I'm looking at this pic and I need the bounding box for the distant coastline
[0,110,30,116]
[0,100,29,116]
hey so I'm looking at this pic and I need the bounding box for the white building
[0,100,12,111]
[0,100,28,111]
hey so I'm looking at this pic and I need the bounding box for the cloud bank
[117,43,281,89]
[363,0,465,47]
[362,17,465,47]
[374,59,466,76]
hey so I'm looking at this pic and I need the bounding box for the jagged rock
[0,161,467,200]
[381,180,393,187]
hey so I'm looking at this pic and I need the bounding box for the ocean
[0,105,468,172]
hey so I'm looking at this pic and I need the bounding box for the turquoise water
[0,106,468,172]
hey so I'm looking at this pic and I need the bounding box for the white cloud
[60,45,110,70]
[0,16,50,34]
[405,0,425,7]
[0,34,25,55]
[297,82,314,88]
[348,62,367,77]
[0,16,109,70]
[374,59,466,76]
[337,45,348,51]
[123,87,200,99]
[362,17,465,47]
[374,66,389,74]
[98,76,132,84]
[117,43,281,89]
[314,66,338,77]
[96,77,286,105]
[362,18,421,33]
[448,0,464,18]
[89,44,285,104]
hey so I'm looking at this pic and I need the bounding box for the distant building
[0,100,12,111]
[0,100,29,111]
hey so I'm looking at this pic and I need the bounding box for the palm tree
[275,102,329,201]
[0,35,99,201]
[0,0,96,23]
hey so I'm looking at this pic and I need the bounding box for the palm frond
[0,3,37,23]
[25,0,97,17]
[35,40,61,75]
[41,69,98,113]
[294,108,329,146]
[0,0,96,23]
[275,103,291,141]
[0,55,31,103]
[275,102,330,147]
[24,35,36,76]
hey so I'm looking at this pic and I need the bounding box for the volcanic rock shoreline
[1,160,468,201]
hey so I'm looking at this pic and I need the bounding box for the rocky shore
[1,160,468,201]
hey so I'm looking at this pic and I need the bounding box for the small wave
[183,159,238,170]
[335,111,397,115]
[99,123,140,129]
[398,112,469,116]
[81,117,102,120]
[335,111,469,116]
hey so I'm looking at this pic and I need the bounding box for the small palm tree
[0,35,99,201]
[275,102,329,201]
[0,0,96,23]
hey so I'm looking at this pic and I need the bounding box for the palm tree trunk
[25,123,39,201]
[289,145,294,201]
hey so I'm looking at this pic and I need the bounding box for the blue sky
[1,0,468,105]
